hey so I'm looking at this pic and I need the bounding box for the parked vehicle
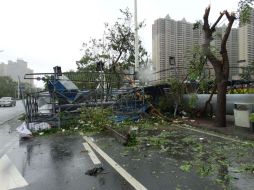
[0,97,16,107]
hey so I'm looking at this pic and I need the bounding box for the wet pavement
[0,117,134,190]
[16,134,134,190]
[0,100,25,125]
[1,115,254,190]
[93,135,223,190]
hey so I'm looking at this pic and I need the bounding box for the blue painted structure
[48,75,89,104]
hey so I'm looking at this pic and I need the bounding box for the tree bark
[202,84,216,116]
[202,6,235,127]
[216,80,227,127]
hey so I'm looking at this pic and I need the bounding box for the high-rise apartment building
[153,15,202,81]
[152,15,239,82]
[238,9,254,78]
[212,26,239,79]
[0,63,7,76]
[0,59,34,87]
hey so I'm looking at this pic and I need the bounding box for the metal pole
[134,0,139,72]
[17,79,20,99]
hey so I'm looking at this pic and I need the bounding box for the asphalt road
[0,105,253,190]
[0,100,25,125]
[0,117,134,190]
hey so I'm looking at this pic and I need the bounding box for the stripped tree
[202,0,253,127]
[202,6,236,127]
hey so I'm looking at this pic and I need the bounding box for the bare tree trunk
[202,84,216,116]
[216,80,227,127]
[202,6,235,127]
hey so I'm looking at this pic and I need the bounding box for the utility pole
[17,79,20,99]
[134,0,139,73]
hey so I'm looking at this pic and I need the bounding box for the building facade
[0,63,7,76]
[238,9,254,79]
[0,59,33,87]
[212,26,239,79]
[152,15,239,82]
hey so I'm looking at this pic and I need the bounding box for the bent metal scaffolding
[23,66,145,128]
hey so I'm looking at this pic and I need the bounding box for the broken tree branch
[211,12,225,32]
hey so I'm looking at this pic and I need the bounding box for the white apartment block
[238,9,254,79]
[0,59,34,87]
[0,63,7,76]
[152,15,239,82]
[212,26,239,79]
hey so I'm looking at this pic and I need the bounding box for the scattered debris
[159,145,169,153]
[39,132,44,136]
[28,122,51,132]
[180,161,191,172]
[85,167,104,176]
[16,122,32,139]
[199,137,208,143]
[179,110,188,116]
[173,120,181,124]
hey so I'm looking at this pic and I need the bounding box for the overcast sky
[0,0,240,79]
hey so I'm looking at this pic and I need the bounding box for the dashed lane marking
[83,136,148,190]
[83,142,102,166]
[0,154,28,190]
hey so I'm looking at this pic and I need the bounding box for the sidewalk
[187,115,254,141]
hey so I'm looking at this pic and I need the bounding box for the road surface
[0,118,134,190]
[0,106,253,190]
[0,100,25,125]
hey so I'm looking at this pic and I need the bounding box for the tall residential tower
[238,9,254,78]
[152,15,239,82]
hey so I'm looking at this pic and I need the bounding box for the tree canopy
[77,8,148,72]
[0,76,17,98]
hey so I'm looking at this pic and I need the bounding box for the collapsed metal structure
[23,66,147,127]
[22,65,254,129]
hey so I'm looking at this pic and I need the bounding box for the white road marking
[0,154,28,190]
[83,136,148,190]
[83,142,102,166]
[177,124,245,143]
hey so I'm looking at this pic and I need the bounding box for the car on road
[0,97,16,107]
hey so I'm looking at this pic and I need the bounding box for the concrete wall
[183,94,254,115]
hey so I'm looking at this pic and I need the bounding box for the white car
[0,97,16,107]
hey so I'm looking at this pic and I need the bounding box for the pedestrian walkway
[187,115,254,141]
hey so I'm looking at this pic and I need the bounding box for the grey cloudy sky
[0,0,239,80]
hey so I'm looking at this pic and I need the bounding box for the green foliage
[240,163,254,173]
[130,120,254,188]
[240,62,254,80]
[126,132,137,146]
[238,0,253,24]
[193,21,201,30]
[188,93,198,109]
[199,79,214,93]
[187,46,207,80]
[18,114,26,121]
[78,8,148,72]
[158,96,174,113]
[0,76,17,97]
[168,79,184,99]
[79,107,113,132]
[180,161,192,172]
[59,113,80,129]
[250,113,254,122]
